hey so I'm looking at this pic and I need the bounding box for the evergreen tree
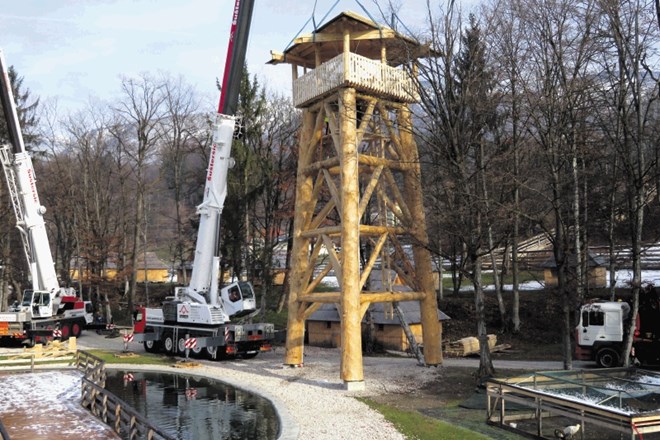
[0,65,40,149]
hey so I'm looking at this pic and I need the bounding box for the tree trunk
[473,255,495,381]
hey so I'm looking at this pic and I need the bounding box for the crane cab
[15,290,54,319]
[221,281,257,318]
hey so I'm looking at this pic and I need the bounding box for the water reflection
[105,371,279,440]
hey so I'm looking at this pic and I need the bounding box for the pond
[104,370,279,440]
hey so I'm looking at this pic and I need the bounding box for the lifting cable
[283,0,341,52]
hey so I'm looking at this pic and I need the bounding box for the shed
[307,301,450,351]
[542,251,607,288]
[71,252,173,283]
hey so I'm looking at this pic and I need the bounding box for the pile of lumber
[444,334,510,357]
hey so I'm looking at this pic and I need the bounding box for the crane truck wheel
[163,333,176,355]
[177,337,187,355]
[71,321,83,338]
[144,340,161,353]
[596,347,620,368]
[60,324,71,340]
[204,346,218,360]
[191,345,203,358]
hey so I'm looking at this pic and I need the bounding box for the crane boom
[134,0,274,359]
[0,50,61,299]
[174,0,256,323]
[0,49,79,325]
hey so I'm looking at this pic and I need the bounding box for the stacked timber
[444,334,497,357]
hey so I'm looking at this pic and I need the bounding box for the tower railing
[292,52,418,108]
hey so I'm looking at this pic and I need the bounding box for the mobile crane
[133,0,274,359]
[0,49,92,346]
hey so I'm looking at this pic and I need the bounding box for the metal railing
[75,350,175,440]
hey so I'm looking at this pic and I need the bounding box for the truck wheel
[23,338,35,348]
[144,340,161,353]
[61,324,71,340]
[177,337,187,355]
[596,347,620,368]
[191,345,203,358]
[205,346,218,360]
[71,321,83,338]
[163,333,176,355]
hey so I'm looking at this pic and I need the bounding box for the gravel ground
[78,331,441,440]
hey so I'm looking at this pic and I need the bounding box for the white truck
[575,292,660,367]
[132,0,274,360]
[0,49,92,346]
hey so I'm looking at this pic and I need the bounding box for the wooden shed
[307,301,449,351]
[71,252,173,283]
[542,251,607,288]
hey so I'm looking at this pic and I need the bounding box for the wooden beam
[292,29,401,46]
[359,291,426,303]
[299,292,342,303]
[322,168,342,218]
[358,165,383,218]
[359,233,389,290]
[301,238,324,293]
[383,167,414,225]
[305,260,336,294]
[300,302,323,321]
[309,198,337,231]
[321,233,343,282]
[300,224,406,239]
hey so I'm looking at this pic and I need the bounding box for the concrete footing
[344,380,365,391]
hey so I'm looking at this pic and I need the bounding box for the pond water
[104,370,279,440]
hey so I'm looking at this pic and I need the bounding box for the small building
[70,252,173,283]
[542,251,607,288]
[307,301,449,351]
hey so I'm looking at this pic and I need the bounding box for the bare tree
[160,75,207,287]
[111,74,166,316]
[413,3,500,380]
[61,100,122,316]
[515,0,600,369]
[247,94,300,315]
[594,0,660,366]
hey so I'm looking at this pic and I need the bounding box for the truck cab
[575,301,630,367]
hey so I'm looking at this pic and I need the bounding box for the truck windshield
[238,282,254,299]
[21,290,33,307]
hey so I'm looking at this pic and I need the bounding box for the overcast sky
[0,0,471,114]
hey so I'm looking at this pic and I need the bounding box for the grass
[441,270,543,289]
[358,398,490,440]
[85,349,177,366]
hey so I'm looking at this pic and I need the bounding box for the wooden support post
[338,87,364,389]
[398,105,442,366]
[284,109,319,367]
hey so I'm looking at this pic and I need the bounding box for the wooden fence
[76,350,174,440]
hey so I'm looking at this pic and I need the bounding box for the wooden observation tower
[269,11,442,389]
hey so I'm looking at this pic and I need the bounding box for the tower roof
[269,10,436,69]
